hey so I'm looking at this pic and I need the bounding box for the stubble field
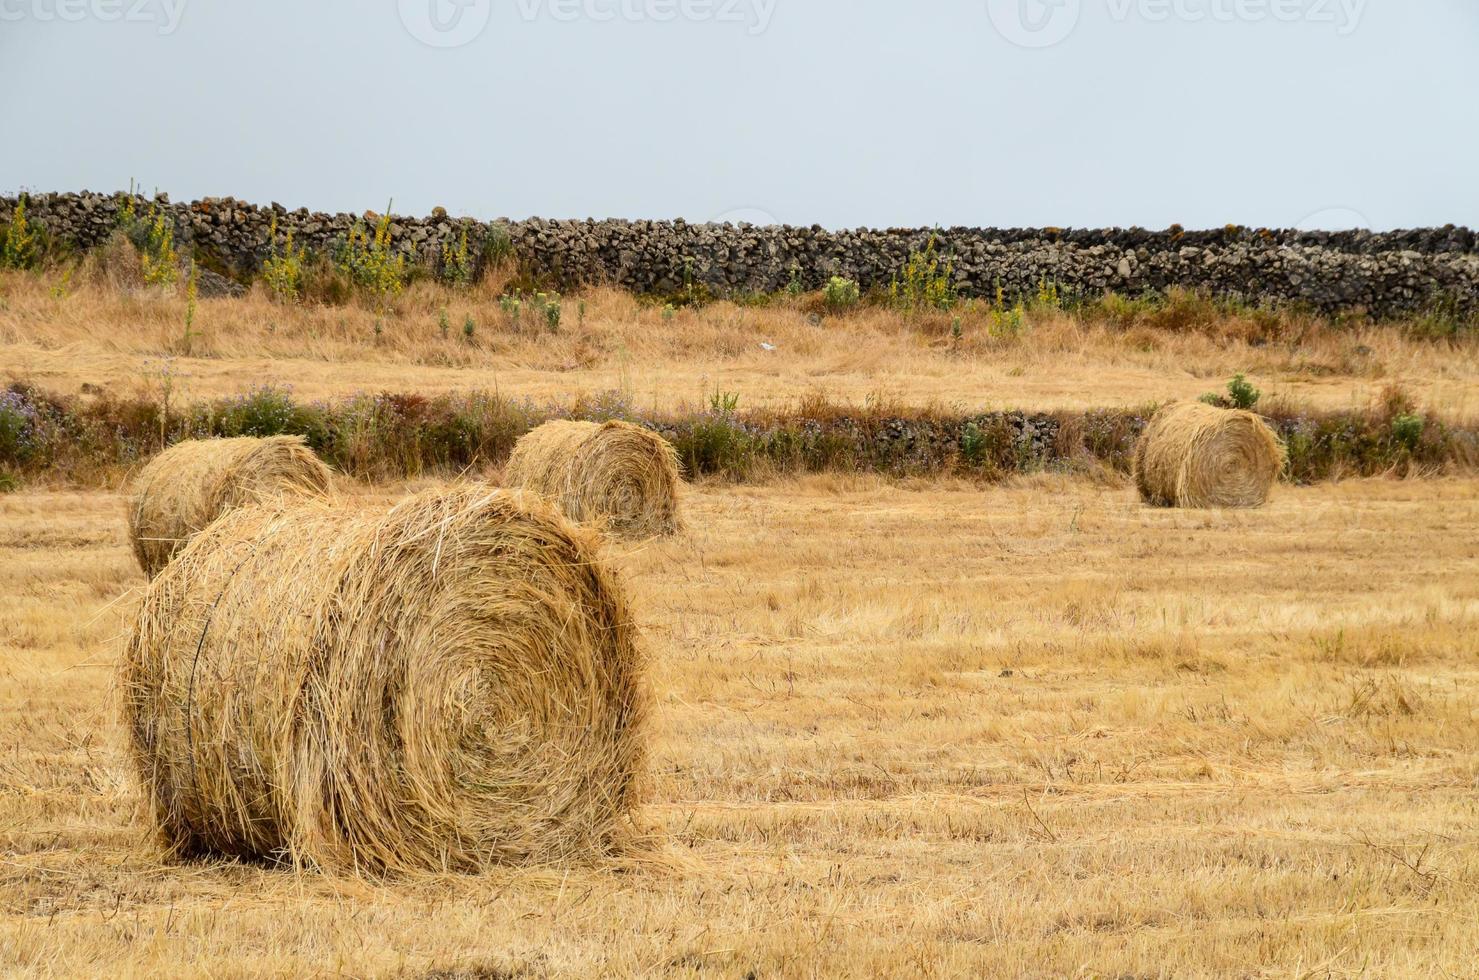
[3,266,1479,976]
[2,472,1477,976]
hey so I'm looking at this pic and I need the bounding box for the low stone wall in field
[5,190,1477,318]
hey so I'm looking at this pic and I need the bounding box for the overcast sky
[1,0,1475,229]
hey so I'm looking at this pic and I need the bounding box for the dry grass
[1134,401,1286,509]
[4,272,1477,418]
[126,435,334,577]
[3,477,1477,976]
[122,486,648,873]
[505,419,684,539]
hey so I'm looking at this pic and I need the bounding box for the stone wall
[6,190,1477,318]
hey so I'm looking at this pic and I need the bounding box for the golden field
[3,272,1477,418]
[2,474,1477,977]
[3,265,1479,977]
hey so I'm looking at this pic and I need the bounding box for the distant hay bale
[127,435,333,577]
[120,486,648,874]
[504,420,683,538]
[1134,401,1285,509]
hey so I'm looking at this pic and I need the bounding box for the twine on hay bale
[1133,401,1285,509]
[120,485,649,874]
[126,435,333,577]
[503,420,683,539]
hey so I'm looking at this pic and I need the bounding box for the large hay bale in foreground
[120,486,648,874]
[1134,401,1285,508]
[127,435,333,577]
[504,420,683,538]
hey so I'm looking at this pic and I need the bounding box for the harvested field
[4,276,1476,419]
[3,477,1477,976]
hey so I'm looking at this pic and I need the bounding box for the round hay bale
[120,486,648,874]
[503,420,683,539]
[1133,401,1285,508]
[127,435,333,577]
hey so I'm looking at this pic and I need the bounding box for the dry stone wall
[6,191,1477,318]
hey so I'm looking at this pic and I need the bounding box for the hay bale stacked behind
[127,435,333,577]
[504,420,683,539]
[1134,401,1285,508]
[121,486,648,873]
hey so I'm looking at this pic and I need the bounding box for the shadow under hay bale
[126,435,333,577]
[120,486,649,874]
[503,420,683,539]
[1134,401,1285,509]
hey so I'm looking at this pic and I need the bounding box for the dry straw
[120,485,649,874]
[1134,401,1286,508]
[127,435,333,577]
[503,420,683,539]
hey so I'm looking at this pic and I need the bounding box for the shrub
[440,228,475,287]
[785,265,804,297]
[139,206,180,287]
[493,291,562,334]
[990,303,1027,339]
[538,291,562,331]
[0,388,42,463]
[709,390,740,414]
[672,395,755,478]
[496,294,518,320]
[261,215,307,302]
[960,421,988,467]
[823,276,860,312]
[1034,278,1062,310]
[209,385,313,438]
[482,222,514,265]
[2,196,40,270]
[890,236,956,311]
[1392,413,1425,453]
[1226,373,1261,410]
[1407,291,1475,339]
[1201,373,1261,410]
[333,206,408,307]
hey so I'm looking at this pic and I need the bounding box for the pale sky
[2,0,1475,230]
